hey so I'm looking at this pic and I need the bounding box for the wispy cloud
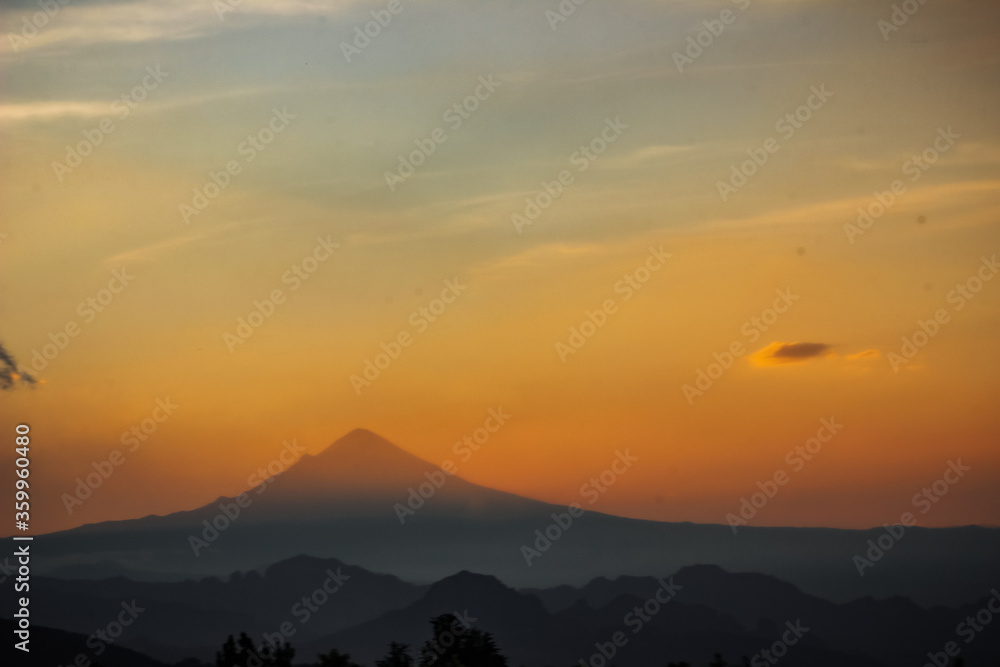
[102,219,261,266]
[0,0,363,56]
[0,84,296,123]
[0,100,109,121]
[704,179,1000,232]
[473,241,606,277]
[604,143,714,170]
[750,341,832,366]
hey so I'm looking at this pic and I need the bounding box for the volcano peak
[312,428,424,463]
[268,428,443,498]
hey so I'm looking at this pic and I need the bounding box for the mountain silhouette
[12,555,423,664]
[35,429,1000,609]
[0,618,168,667]
[248,428,545,518]
[525,564,1000,666]
[12,556,1000,666]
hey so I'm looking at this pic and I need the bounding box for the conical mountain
[253,428,543,517]
[35,429,1000,608]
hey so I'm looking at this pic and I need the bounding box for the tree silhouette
[265,641,295,667]
[214,632,294,667]
[317,648,363,667]
[418,613,507,667]
[377,642,415,667]
[216,634,238,667]
[707,654,728,667]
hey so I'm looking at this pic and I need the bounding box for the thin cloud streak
[0,0,364,56]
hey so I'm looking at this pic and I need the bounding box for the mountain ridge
[37,428,999,534]
[31,429,1000,609]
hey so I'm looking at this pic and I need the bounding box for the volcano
[36,429,1000,607]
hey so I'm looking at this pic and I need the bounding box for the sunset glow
[2,0,999,539]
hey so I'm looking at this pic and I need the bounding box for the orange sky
[2,0,999,536]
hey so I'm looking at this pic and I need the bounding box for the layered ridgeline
[38,429,1000,606]
[10,558,1000,666]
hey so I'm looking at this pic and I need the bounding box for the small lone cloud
[750,343,884,369]
[750,341,832,366]
[0,341,38,391]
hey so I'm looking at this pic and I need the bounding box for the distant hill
[43,559,181,582]
[0,618,168,667]
[34,429,1000,608]
[10,556,1000,666]
[524,564,1000,667]
[8,555,423,664]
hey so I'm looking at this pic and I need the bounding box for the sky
[1,0,999,535]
